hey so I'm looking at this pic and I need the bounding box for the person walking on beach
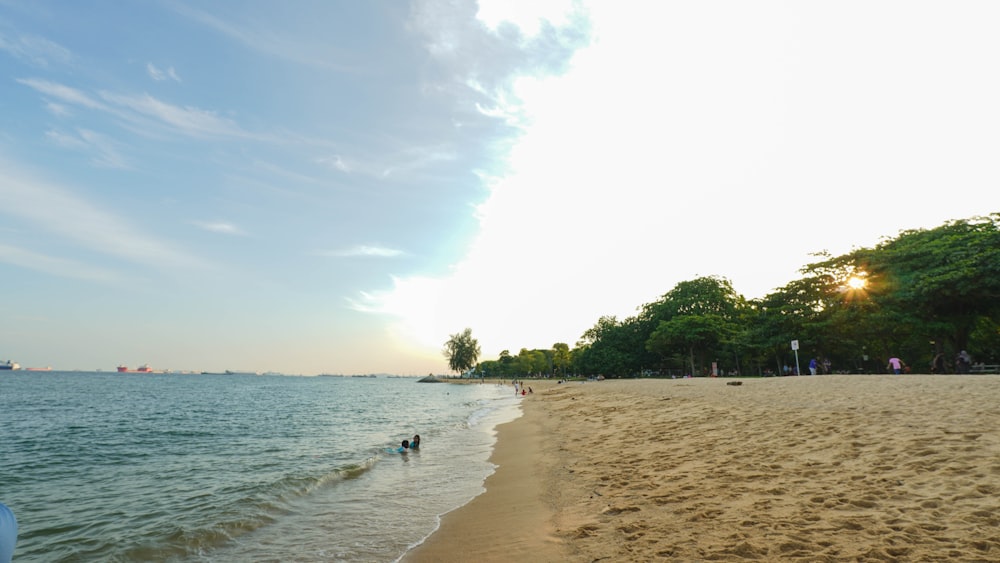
[956,350,972,374]
[931,352,947,374]
[887,356,905,375]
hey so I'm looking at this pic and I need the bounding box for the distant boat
[1,360,20,371]
[117,364,158,373]
[25,367,52,371]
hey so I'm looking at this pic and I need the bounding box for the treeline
[475,214,1000,377]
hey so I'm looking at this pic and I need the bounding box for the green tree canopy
[806,213,1000,361]
[444,328,481,375]
[475,214,1000,376]
[552,343,571,376]
[642,276,745,375]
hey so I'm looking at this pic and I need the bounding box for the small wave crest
[269,454,380,501]
[466,393,521,429]
[121,455,383,560]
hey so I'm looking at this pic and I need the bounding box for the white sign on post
[791,340,799,350]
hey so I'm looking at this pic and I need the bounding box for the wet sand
[405,375,1000,561]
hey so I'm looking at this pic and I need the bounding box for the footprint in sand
[602,506,641,516]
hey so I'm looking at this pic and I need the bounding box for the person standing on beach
[956,350,972,374]
[931,352,947,374]
[887,356,905,375]
[809,358,818,376]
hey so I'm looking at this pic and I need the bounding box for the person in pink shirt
[887,356,905,374]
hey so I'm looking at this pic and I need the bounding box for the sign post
[791,339,801,376]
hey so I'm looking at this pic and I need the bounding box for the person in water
[396,439,410,453]
[0,502,16,563]
[411,434,420,449]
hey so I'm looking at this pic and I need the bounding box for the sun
[846,276,867,290]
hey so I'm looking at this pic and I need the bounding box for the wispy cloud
[251,159,320,185]
[0,31,73,67]
[194,221,247,236]
[44,101,71,116]
[16,78,107,110]
[168,4,359,72]
[316,145,457,179]
[46,128,129,169]
[99,91,250,139]
[17,78,263,141]
[321,245,405,258]
[317,154,352,173]
[476,0,578,38]
[146,62,181,82]
[0,243,122,283]
[0,157,210,276]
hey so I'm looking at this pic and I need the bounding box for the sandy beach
[405,375,1000,562]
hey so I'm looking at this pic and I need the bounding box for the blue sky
[2,1,998,374]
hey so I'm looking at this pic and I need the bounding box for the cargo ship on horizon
[117,364,159,373]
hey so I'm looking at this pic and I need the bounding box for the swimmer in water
[396,439,410,453]
[0,502,16,563]
[411,434,420,449]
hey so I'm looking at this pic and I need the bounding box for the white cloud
[18,78,262,141]
[99,91,250,139]
[0,31,73,67]
[17,78,107,110]
[317,146,457,179]
[46,128,128,169]
[0,242,122,283]
[169,4,358,72]
[0,157,210,274]
[146,62,181,82]
[324,245,404,258]
[194,221,247,236]
[44,101,71,116]
[475,0,576,38]
[364,0,1000,359]
[317,154,352,173]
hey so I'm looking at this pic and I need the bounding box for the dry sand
[405,375,1000,562]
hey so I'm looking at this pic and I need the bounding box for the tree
[475,214,999,378]
[867,215,1000,353]
[552,343,571,376]
[643,276,745,376]
[444,328,481,376]
[804,213,1000,368]
[515,348,549,376]
[647,314,731,376]
[576,316,641,376]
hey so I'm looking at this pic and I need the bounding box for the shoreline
[403,380,566,562]
[403,375,1000,561]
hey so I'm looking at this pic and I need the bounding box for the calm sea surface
[0,372,521,562]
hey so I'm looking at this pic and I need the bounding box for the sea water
[0,372,521,562]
